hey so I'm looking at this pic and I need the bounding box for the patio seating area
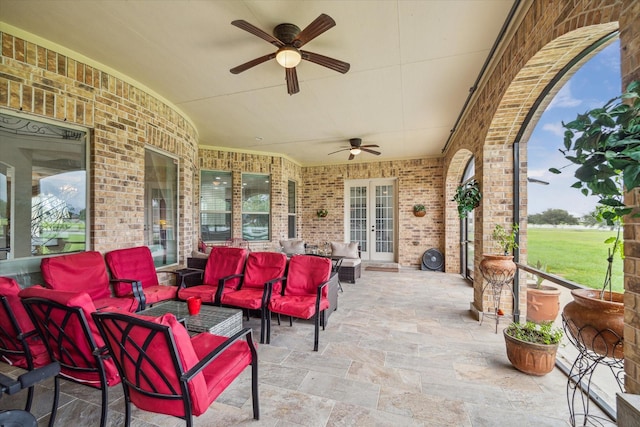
[0,267,608,426]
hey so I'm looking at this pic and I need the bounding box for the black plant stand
[562,314,624,426]
[479,264,516,334]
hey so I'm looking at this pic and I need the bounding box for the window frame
[199,170,233,243]
[241,173,271,242]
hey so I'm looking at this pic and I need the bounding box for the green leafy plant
[534,260,547,289]
[316,209,328,218]
[505,321,563,345]
[413,204,425,212]
[492,223,519,255]
[549,80,639,299]
[452,179,482,218]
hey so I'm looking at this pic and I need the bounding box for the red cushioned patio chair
[92,310,259,427]
[177,246,247,305]
[220,252,287,343]
[267,255,332,351]
[19,286,121,427]
[0,277,51,414]
[40,251,141,312]
[105,246,178,308]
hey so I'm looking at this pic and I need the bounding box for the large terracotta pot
[526,284,561,324]
[503,329,559,376]
[562,289,624,359]
[480,254,516,284]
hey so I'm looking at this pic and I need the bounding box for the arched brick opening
[445,149,473,274]
[474,23,619,320]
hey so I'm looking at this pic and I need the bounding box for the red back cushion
[203,247,247,289]
[99,311,208,417]
[40,251,111,301]
[18,286,120,386]
[105,246,159,296]
[0,277,35,335]
[243,252,287,289]
[285,255,331,297]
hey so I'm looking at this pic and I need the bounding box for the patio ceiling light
[349,148,361,155]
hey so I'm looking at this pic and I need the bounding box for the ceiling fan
[229,13,350,95]
[328,138,381,161]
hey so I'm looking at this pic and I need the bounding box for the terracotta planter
[526,285,561,324]
[413,210,426,217]
[562,289,624,359]
[480,254,516,284]
[503,329,559,376]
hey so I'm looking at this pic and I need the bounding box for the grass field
[527,227,624,292]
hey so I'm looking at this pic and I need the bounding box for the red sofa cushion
[203,247,247,289]
[40,251,111,300]
[220,252,286,309]
[105,246,159,296]
[18,286,120,387]
[0,277,50,369]
[285,255,331,297]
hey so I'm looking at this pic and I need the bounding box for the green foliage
[549,80,640,224]
[505,321,563,345]
[492,223,519,255]
[452,179,481,218]
[413,204,425,212]
[527,228,623,292]
[534,260,546,289]
[528,208,578,225]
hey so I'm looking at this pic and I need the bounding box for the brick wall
[0,31,198,263]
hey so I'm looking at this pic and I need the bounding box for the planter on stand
[479,254,517,333]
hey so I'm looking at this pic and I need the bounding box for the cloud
[542,122,564,136]
[548,82,582,109]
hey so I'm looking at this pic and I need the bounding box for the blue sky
[527,39,621,216]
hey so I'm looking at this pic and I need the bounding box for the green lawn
[527,227,623,292]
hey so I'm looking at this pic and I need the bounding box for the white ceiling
[0,0,517,166]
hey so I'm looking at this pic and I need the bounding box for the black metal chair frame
[266,278,329,351]
[0,296,41,413]
[92,311,259,427]
[0,361,60,427]
[21,297,112,427]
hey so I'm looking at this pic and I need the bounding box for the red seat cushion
[0,277,50,369]
[178,285,223,303]
[269,294,330,319]
[220,252,286,309]
[18,286,121,387]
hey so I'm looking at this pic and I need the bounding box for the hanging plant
[452,179,482,218]
[317,209,328,218]
[413,204,426,217]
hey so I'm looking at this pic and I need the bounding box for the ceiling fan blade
[286,67,299,95]
[361,144,380,148]
[231,20,284,47]
[230,53,276,74]
[293,14,335,48]
[328,148,350,155]
[361,148,381,155]
[348,153,355,161]
[301,50,350,74]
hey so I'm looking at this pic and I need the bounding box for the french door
[345,179,396,262]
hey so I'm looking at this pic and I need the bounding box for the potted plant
[503,321,563,376]
[413,204,426,217]
[526,260,561,324]
[452,179,482,218]
[479,224,519,300]
[549,81,639,358]
[316,209,328,218]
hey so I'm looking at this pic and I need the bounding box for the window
[144,148,177,267]
[200,170,232,242]
[242,174,270,241]
[460,158,475,280]
[0,113,87,261]
[288,180,296,239]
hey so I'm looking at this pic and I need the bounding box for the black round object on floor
[421,248,444,271]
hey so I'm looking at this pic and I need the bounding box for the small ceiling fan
[328,138,381,161]
[229,13,350,95]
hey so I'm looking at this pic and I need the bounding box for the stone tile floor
[0,268,612,426]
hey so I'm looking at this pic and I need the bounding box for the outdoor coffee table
[139,300,243,337]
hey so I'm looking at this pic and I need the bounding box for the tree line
[528,208,605,227]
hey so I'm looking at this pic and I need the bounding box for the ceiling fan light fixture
[276,46,302,68]
[350,148,361,155]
